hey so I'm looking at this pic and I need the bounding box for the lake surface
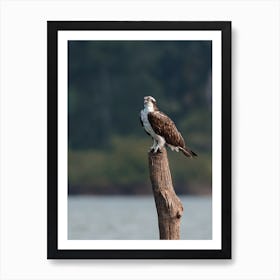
[68,195,212,240]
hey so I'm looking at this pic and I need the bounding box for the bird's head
[144,96,158,112]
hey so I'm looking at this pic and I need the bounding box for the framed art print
[47,21,231,259]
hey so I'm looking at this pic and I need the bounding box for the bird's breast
[141,109,156,137]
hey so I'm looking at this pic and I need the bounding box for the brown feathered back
[148,111,186,148]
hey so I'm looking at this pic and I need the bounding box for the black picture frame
[47,21,231,259]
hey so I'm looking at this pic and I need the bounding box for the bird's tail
[179,147,198,158]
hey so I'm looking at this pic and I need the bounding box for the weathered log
[148,147,183,240]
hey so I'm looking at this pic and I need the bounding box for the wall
[0,0,279,279]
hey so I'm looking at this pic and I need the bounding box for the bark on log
[148,147,183,240]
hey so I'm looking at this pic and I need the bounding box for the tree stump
[148,147,183,240]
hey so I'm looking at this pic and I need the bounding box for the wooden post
[148,147,183,240]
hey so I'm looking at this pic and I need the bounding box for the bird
[140,96,197,158]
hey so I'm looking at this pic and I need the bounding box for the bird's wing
[148,111,185,148]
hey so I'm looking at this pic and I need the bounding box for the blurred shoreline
[68,184,212,196]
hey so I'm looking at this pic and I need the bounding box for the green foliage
[179,109,212,152]
[69,136,150,189]
[68,41,212,149]
[69,136,211,195]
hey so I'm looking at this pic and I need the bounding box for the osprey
[140,96,197,158]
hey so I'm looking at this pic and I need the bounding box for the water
[68,195,212,240]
